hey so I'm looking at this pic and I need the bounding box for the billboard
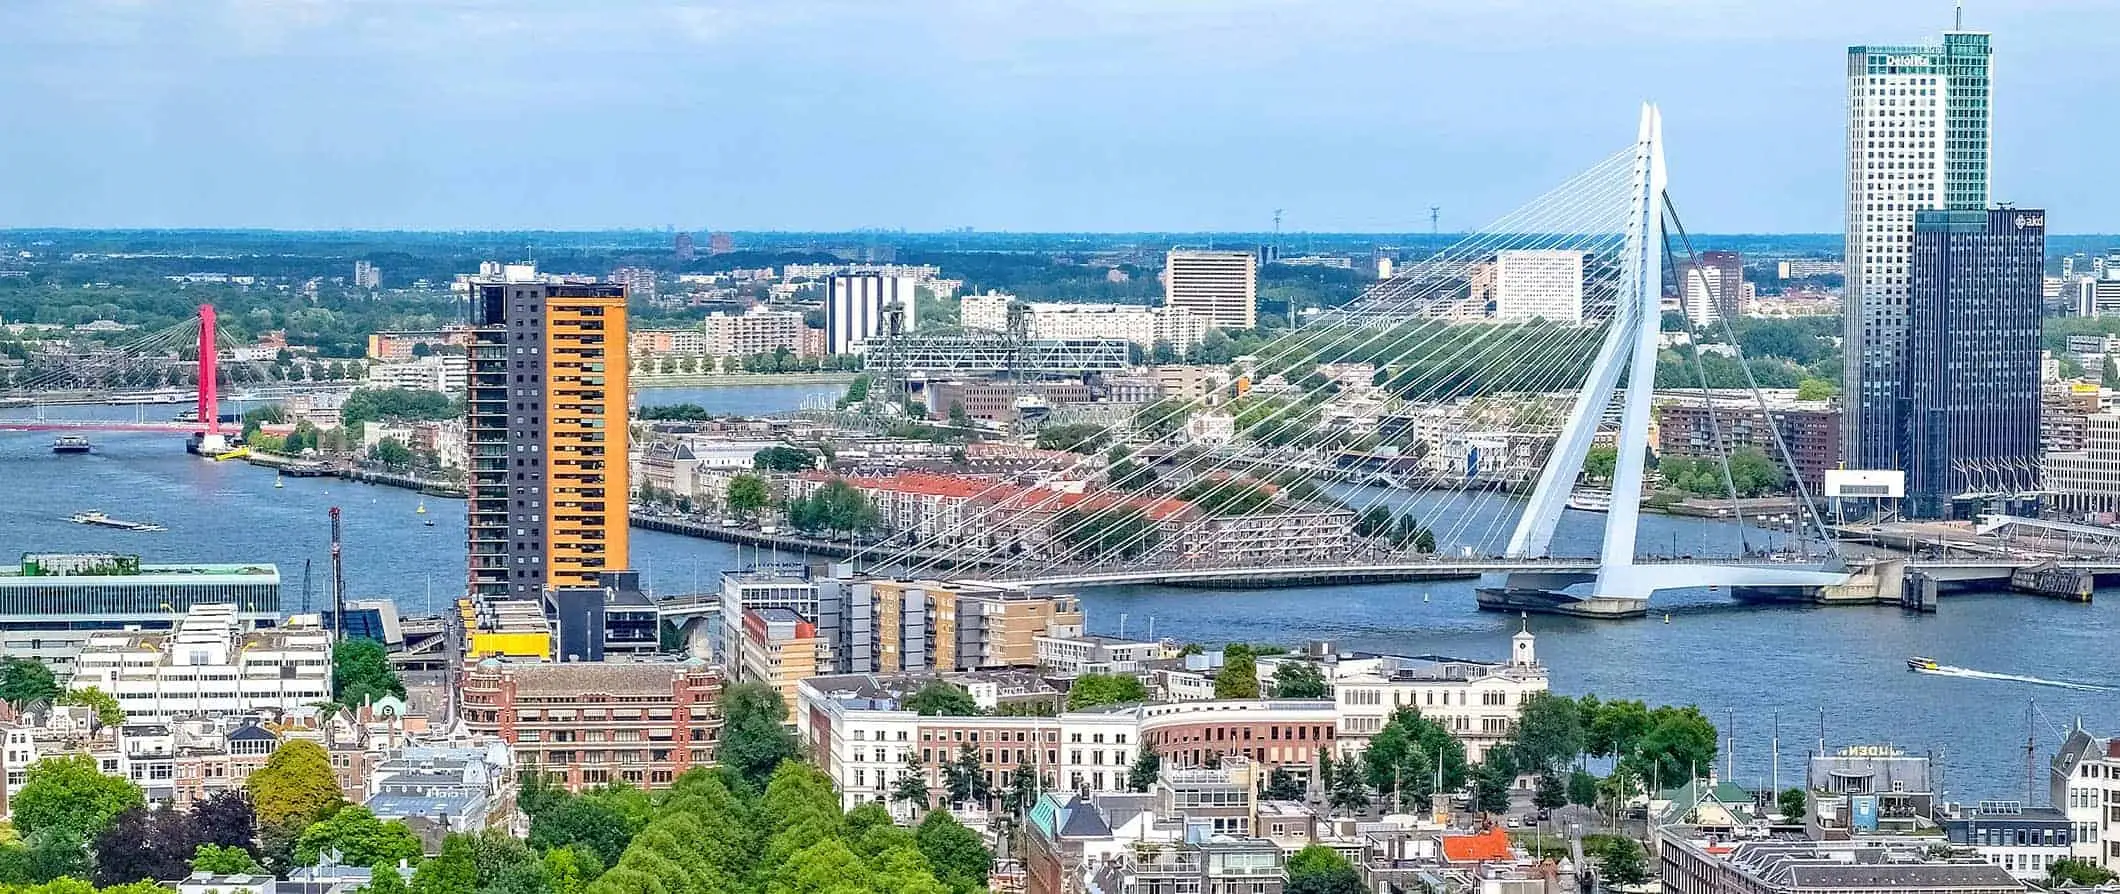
[1825,469,1905,499]
[1850,795,1880,831]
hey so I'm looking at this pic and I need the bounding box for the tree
[1583,445,1619,481]
[1567,769,1600,806]
[1053,506,1160,559]
[1778,787,1808,822]
[725,473,770,517]
[1724,447,1786,497]
[2049,858,2118,887]
[14,754,145,845]
[333,638,405,706]
[370,437,414,468]
[904,680,981,717]
[892,751,931,812]
[716,681,798,791]
[1626,706,1718,788]
[191,843,263,875]
[57,687,123,731]
[1795,377,1838,400]
[0,659,59,709]
[752,445,816,472]
[1215,645,1260,699]
[364,861,412,894]
[916,811,993,894]
[947,402,971,428]
[1270,661,1328,699]
[1512,692,1586,774]
[1326,758,1370,816]
[1353,505,1392,538]
[943,745,992,808]
[1594,836,1650,887]
[410,834,477,894]
[91,808,165,886]
[2105,358,2120,391]
[1067,673,1149,710]
[293,806,420,868]
[1285,845,1365,894]
[1533,771,1567,810]
[189,790,259,853]
[527,796,633,871]
[1127,744,1161,793]
[1363,708,1467,812]
[1262,768,1305,801]
[248,741,345,840]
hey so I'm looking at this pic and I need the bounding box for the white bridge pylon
[1499,104,1851,606]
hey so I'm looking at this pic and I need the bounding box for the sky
[2,0,2117,233]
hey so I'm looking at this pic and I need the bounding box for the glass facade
[1901,208,2043,518]
[0,564,281,618]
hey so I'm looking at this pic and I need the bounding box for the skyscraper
[1843,24,1993,469]
[826,273,918,355]
[1164,250,1257,330]
[467,264,631,599]
[1901,208,2043,519]
[1676,250,1744,326]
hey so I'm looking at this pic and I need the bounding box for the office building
[1492,249,1585,323]
[827,273,918,354]
[0,554,280,677]
[1843,25,1994,470]
[1901,208,2042,518]
[466,263,632,599]
[71,604,331,723]
[352,260,381,290]
[459,656,724,791]
[2045,413,2120,517]
[1164,250,1257,330]
[1939,803,2074,882]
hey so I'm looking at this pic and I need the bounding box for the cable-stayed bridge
[840,106,1896,618]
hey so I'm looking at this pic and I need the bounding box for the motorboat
[1907,656,1939,672]
[1566,489,1612,512]
[51,435,92,454]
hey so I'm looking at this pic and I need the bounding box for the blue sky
[2,0,2115,232]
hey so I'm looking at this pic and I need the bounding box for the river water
[1,384,2113,802]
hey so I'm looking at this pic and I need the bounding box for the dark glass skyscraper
[1900,208,2043,518]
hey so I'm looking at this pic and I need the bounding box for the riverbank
[632,372,859,388]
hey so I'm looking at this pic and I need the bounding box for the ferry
[67,511,166,533]
[1907,656,1940,672]
[51,435,92,455]
[1566,489,1612,512]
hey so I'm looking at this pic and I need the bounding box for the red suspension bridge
[0,304,330,448]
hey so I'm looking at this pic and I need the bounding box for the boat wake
[1914,664,2114,693]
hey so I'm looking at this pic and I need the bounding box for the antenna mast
[329,506,345,642]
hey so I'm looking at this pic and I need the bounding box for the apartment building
[1165,250,1257,330]
[1660,835,2022,894]
[466,263,631,599]
[1655,394,1843,493]
[2046,413,2120,518]
[458,656,723,791]
[702,307,806,357]
[738,608,828,707]
[2052,727,2120,869]
[71,605,332,723]
[1260,625,1548,761]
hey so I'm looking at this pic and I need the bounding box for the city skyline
[4,0,2119,233]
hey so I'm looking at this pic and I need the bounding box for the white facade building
[1493,250,1586,323]
[1681,263,1730,326]
[702,307,805,357]
[1262,624,1549,762]
[827,273,918,354]
[72,605,333,723]
[960,292,1014,334]
[2053,727,2120,869]
[1165,250,1257,330]
[365,353,468,397]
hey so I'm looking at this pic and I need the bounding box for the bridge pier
[1474,585,1648,619]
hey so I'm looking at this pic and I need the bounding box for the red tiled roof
[1441,828,1511,863]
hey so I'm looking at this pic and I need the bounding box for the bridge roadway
[991,556,2120,590]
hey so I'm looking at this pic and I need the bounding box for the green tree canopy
[717,682,798,792]
[1363,707,1468,812]
[191,843,263,875]
[13,755,145,845]
[1066,673,1149,710]
[293,806,421,868]
[332,638,405,706]
[725,473,770,517]
[56,688,122,731]
[903,680,981,717]
[0,659,60,709]
[247,740,346,839]
[914,811,992,894]
[1286,845,1365,894]
[1270,661,1328,699]
[1215,645,1260,699]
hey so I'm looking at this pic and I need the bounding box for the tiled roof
[1440,828,1511,863]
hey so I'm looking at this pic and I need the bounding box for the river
[1,383,2113,802]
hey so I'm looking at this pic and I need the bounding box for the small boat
[51,435,92,455]
[423,519,435,527]
[67,511,165,532]
[274,473,284,489]
[1567,489,1612,512]
[1907,656,1940,672]
[416,501,427,515]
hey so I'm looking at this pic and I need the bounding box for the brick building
[459,657,724,791]
[1656,395,1841,492]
